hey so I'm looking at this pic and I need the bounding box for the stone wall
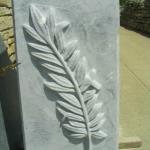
[0,0,15,63]
[121,0,150,34]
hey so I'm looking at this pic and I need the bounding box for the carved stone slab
[13,0,119,150]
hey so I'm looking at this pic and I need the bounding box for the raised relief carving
[23,4,107,150]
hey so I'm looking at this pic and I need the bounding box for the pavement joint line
[122,62,150,92]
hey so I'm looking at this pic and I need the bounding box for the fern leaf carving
[23,4,107,150]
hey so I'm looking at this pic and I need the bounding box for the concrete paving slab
[120,27,150,150]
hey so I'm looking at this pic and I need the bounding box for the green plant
[120,0,127,6]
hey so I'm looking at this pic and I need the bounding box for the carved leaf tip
[56,21,71,33]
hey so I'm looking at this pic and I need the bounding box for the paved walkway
[120,27,150,150]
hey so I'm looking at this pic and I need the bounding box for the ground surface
[120,27,150,150]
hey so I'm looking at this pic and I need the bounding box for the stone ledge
[119,137,142,149]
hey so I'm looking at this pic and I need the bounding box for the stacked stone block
[0,0,15,62]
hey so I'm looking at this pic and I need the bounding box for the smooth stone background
[13,0,119,150]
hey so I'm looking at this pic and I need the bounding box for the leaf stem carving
[23,5,107,150]
[46,37,92,149]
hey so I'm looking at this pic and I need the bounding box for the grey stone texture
[13,0,119,150]
[121,0,150,34]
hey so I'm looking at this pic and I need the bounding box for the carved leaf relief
[23,4,107,150]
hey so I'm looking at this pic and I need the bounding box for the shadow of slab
[0,101,9,150]
[0,36,24,150]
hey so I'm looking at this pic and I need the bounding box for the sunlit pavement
[120,27,150,150]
